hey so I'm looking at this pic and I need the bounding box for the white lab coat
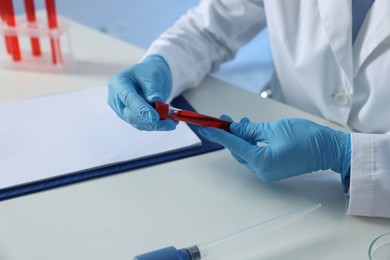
[145,0,390,218]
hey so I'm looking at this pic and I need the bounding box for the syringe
[133,204,321,260]
[153,102,232,131]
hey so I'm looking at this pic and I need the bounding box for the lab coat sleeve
[144,0,267,100]
[347,133,390,218]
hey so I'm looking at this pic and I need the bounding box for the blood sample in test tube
[24,0,41,56]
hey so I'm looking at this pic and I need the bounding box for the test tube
[45,0,62,64]
[24,0,41,56]
[0,0,12,54]
[134,204,321,260]
[153,102,232,131]
[4,0,21,61]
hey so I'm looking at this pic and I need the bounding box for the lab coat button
[334,92,350,106]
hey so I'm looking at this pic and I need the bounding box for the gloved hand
[199,117,351,182]
[107,54,178,131]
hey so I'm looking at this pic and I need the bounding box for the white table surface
[0,18,389,260]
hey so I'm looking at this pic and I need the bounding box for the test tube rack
[0,0,72,72]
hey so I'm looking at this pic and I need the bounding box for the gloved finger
[236,117,257,145]
[153,120,178,131]
[137,55,171,102]
[108,75,128,118]
[139,80,168,103]
[218,116,256,162]
[231,148,262,173]
[108,72,161,124]
[199,125,251,163]
[112,62,166,104]
[239,117,250,123]
[220,114,233,122]
[122,107,159,131]
[219,115,250,124]
[122,106,178,131]
[230,150,248,166]
[229,149,261,174]
[232,146,273,181]
[107,91,126,120]
[230,122,272,142]
[200,127,274,179]
[198,127,256,159]
[118,87,160,125]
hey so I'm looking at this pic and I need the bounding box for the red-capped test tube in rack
[24,0,41,56]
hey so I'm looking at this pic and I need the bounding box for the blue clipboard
[0,96,224,201]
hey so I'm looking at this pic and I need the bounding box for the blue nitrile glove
[199,117,351,182]
[107,54,178,131]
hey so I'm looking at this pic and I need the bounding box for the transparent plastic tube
[134,204,321,260]
[194,204,321,259]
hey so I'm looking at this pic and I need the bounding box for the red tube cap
[153,102,169,120]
